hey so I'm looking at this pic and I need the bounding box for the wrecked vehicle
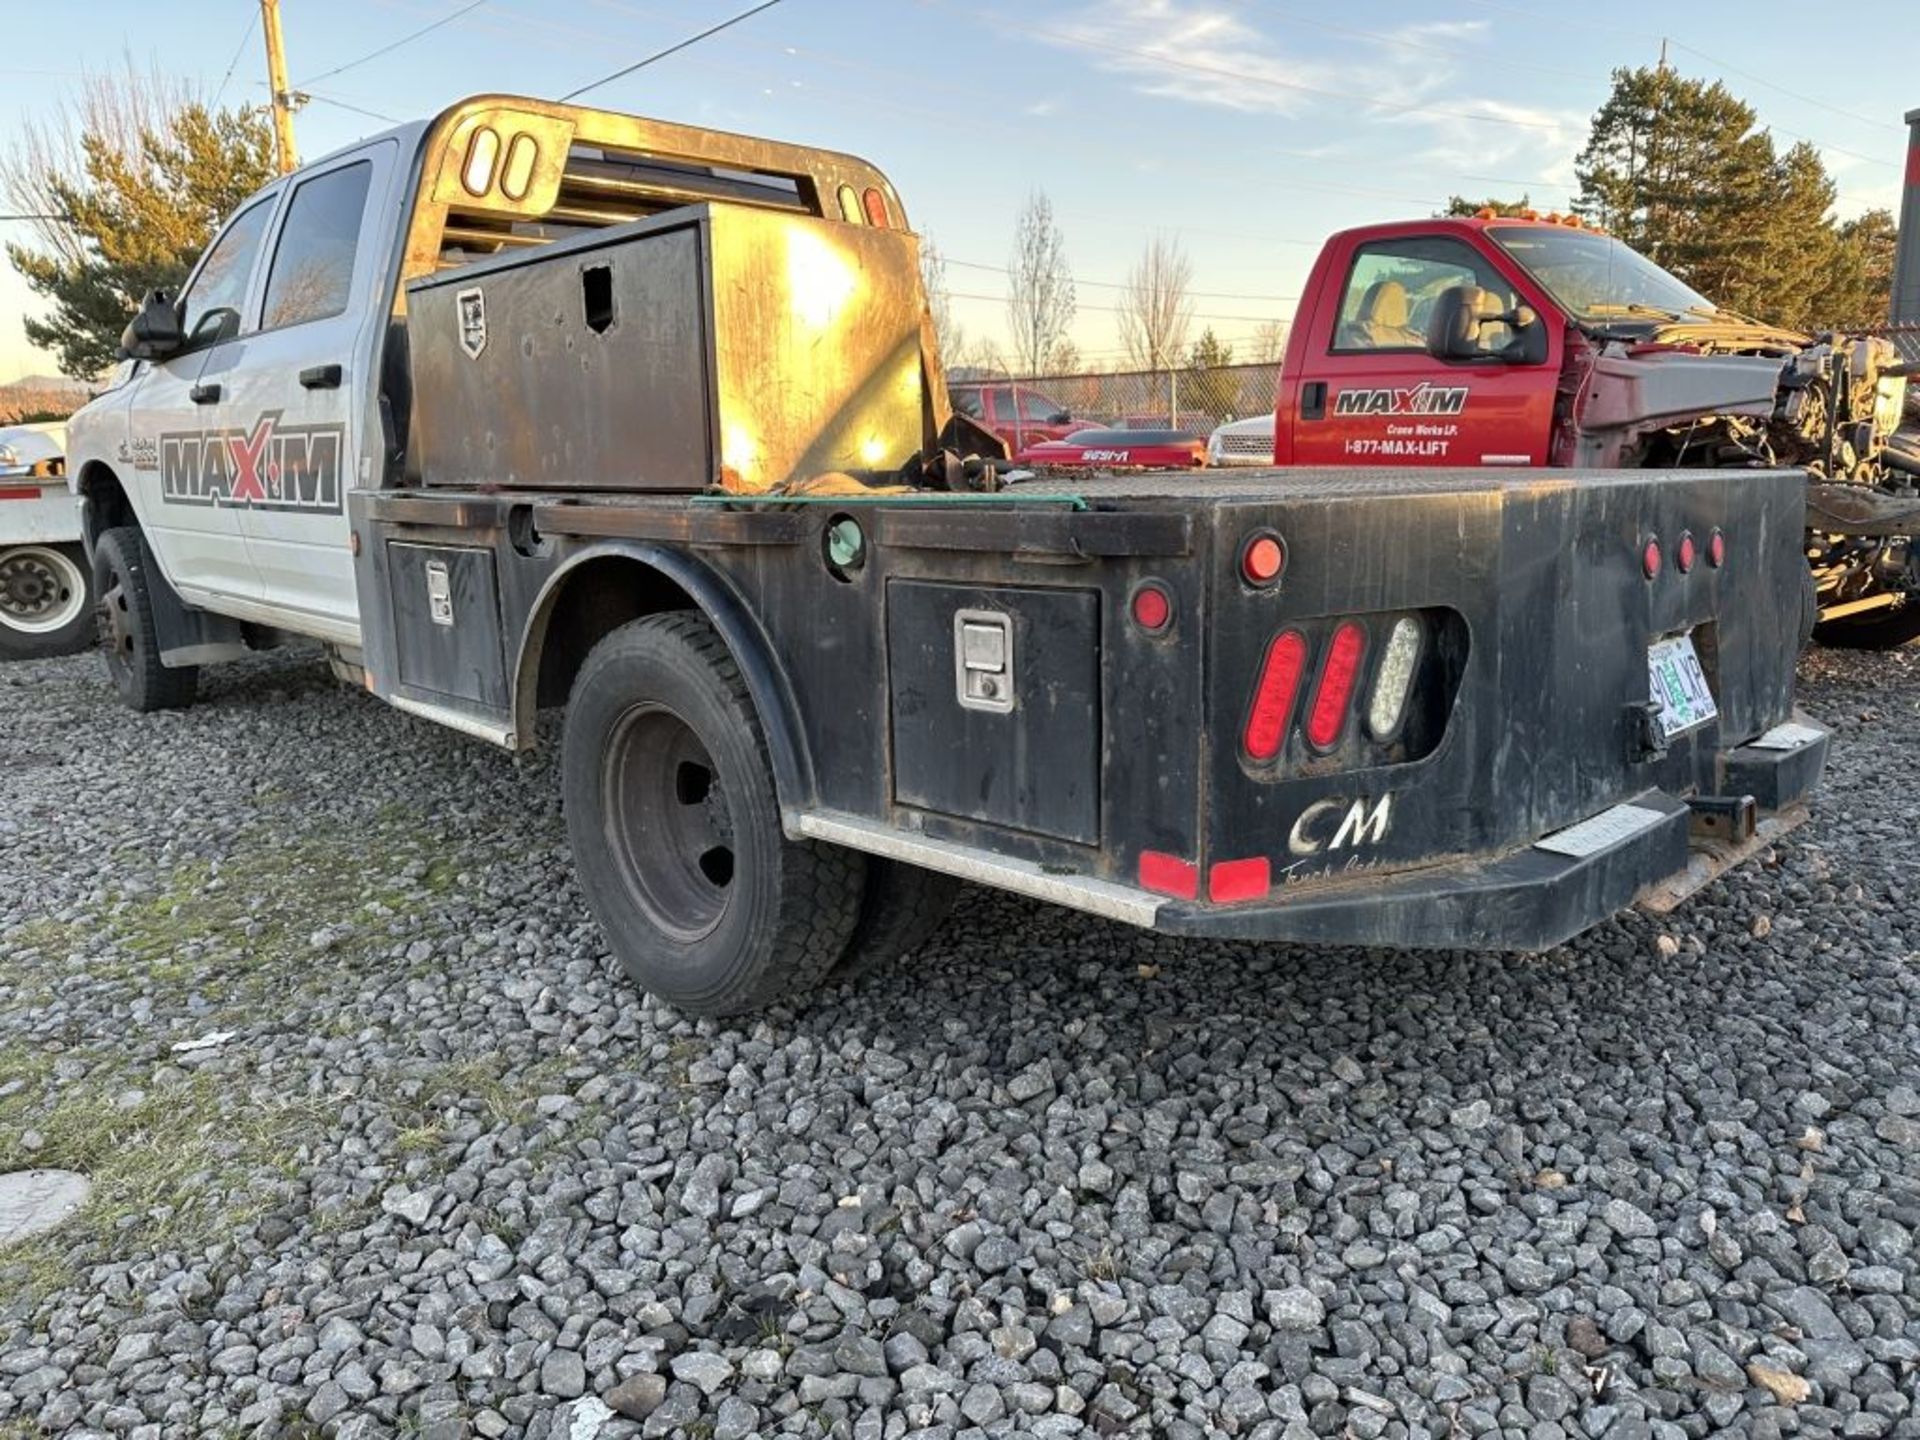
[63,95,1828,1016]
[1263,158,1920,647]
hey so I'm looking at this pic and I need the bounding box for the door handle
[300,363,343,390]
[189,382,222,405]
[1300,381,1327,421]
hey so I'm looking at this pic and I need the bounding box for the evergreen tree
[1184,328,1239,422]
[5,88,273,379]
[1572,66,1859,327]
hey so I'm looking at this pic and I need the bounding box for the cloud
[1023,0,1492,118]
[1012,0,1586,198]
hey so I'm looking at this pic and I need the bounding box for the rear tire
[0,542,94,660]
[92,527,198,710]
[561,611,865,1016]
[832,860,961,982]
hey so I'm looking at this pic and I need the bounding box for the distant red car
[1013,427,1207,469]
[949,382,1081,447]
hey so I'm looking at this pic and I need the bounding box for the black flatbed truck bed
[355,458,1826,976]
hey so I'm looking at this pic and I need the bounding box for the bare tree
[918,234,965,372]
[1250,318,1289,365]
[1005,191,1075,377]
[1118,236,1194,374]
[0,60,198,270]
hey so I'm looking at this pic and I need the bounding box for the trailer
[0,423,92,660]
[65,95,1829,1015]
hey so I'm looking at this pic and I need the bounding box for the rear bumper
[1156,715,1828,951]
[796,715,1826,954]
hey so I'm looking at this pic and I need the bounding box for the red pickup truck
[1268,213,1919,647]
[949,381,1081,449]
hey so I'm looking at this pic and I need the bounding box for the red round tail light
[1707,529,1726,568]
[1241,533,1285,587]
[1677,531,1696,573]
[1642,537,1662,580]
[1130,582,1172,634]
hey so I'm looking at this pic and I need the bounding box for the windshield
[1487,225,1715,322]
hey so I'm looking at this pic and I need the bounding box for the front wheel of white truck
[562,612,865,1017]
[0,543,94,660]
[93,527,198,711]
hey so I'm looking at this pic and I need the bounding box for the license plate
[1647,634,1717,738]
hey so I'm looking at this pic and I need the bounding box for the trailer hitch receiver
[1687,793,1757,843]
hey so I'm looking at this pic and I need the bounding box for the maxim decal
[159,411,345,514]
[1333,383,1469,417]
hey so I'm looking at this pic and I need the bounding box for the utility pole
[261,0,299,174]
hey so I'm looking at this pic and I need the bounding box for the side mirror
[1426,286,1537,362]
[1048,410,1071,425]
[119,291,185,361]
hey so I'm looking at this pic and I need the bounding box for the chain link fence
[953,362,1280,440]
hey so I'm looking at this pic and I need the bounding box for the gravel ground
[2,641,1918,1440]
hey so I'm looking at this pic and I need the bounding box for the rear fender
[511,541,814,812]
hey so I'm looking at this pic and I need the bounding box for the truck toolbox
[406,204,928,494]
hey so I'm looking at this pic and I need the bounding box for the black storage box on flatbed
[405,202,932,494]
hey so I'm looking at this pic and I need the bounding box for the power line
[210,5,261,109]
[948,291,1286,325]
[303,91,405,124]
[1667,40,1899,134]
[945,257,1298,305]
[297,0,489,86]
[562,0,788,102]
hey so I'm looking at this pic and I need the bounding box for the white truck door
[209,143,393,646]
[126,191,282,603]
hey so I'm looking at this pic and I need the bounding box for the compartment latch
[954,609,1014,713]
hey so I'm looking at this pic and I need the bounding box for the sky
[0,0,1914,383]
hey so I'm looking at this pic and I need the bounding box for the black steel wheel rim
[603,702,736,942]
[100,575,136,685]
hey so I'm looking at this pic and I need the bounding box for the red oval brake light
[1244,630,1308,761]
[1305,622,1367,751]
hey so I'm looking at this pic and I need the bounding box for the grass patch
[0,1059,327,1309]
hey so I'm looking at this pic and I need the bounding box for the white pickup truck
[0,422,92,660]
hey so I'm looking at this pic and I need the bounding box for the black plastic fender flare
[510,540,815,813]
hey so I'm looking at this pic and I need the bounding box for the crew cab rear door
[200,140,395,643]
[1285,232,1557,468]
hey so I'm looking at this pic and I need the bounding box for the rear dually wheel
[561,612,865,1016]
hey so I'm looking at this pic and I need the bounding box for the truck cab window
[263,161,374,330]
[1017,388,1063,422]
[180,197,276,345]
[1334,238,1517,354]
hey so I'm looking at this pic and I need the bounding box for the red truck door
[1282,233,1558,468]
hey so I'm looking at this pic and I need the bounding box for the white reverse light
[1367,616,1422,739]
